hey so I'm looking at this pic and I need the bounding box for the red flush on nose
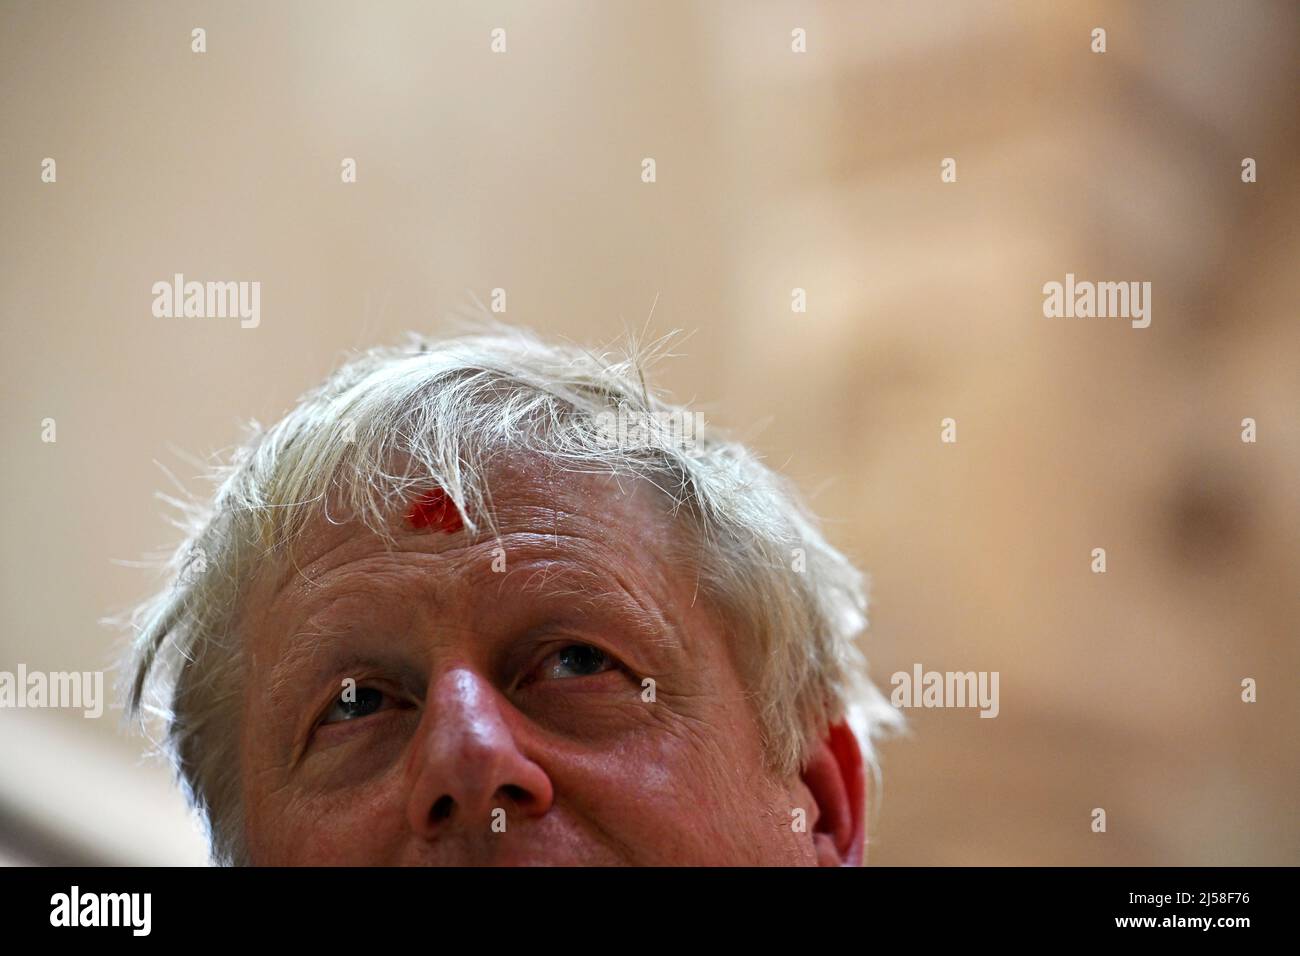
[405,487,464,534]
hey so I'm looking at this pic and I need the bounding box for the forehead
[244,456,688,624]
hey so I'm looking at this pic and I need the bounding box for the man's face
[236,458,820,864]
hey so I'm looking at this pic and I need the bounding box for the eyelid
[312,675,417,730]
[517,639,629,689]
[320,685,393,724]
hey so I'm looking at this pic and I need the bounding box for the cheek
[247,769,411,865]
[552,706,793,864]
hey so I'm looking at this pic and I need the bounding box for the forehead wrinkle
[263,534,487,628]
[270,522,461,598]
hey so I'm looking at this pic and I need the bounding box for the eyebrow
[265,623,380,714]
[494,559,685,654]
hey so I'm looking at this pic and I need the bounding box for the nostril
[499,784,528,805]
[431,795,454,822]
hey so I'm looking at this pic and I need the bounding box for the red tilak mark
[405,487,464,534]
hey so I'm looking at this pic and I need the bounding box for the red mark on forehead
[405,487,464,534]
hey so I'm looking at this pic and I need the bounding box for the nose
[405,667,554,840]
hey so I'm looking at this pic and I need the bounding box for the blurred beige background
[1,0,1297,865]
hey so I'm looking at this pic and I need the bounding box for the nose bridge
[429,667,511,767]
[405,662,553,839]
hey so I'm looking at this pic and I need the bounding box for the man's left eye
[535,643,618,681]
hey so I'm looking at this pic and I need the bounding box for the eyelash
[319,679,412,726]
[517,642,624,690]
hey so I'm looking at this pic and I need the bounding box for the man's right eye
[321,686,389,724]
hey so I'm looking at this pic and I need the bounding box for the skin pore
[235,456,866,865]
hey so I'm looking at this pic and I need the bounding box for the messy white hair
[121,324,902,865]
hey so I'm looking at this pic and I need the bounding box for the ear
[798,720,867,866]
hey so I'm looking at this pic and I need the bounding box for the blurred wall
[1,0,1296,865]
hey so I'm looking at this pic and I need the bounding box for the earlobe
[798,720,867,866]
